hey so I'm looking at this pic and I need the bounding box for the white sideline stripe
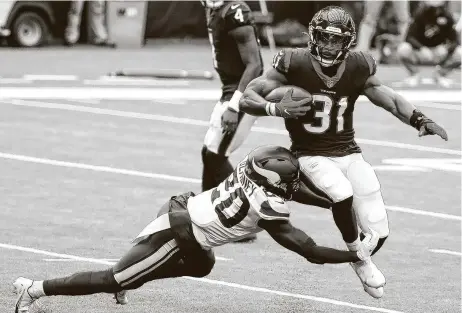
[0,243,404,313]
[23,75,78,81]
[44,256,232,261]
[0,151,459,222]
[371,165,431,172]
[429,249,462,257]
[418,102,461,111]
[71,99,101,105]
[1,99,460,156]
[0,78,33,84]
[385,206,461,221]
[83,79,190,87]
[0,87,459,103]
[0,152,201,184]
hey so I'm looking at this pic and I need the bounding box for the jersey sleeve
[360,51,377,76]
[256,194,290,221]
[272,48,293,74]
[223,1,253,32]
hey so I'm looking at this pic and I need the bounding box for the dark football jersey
[272,48,377,157]
[206,1,263,101]
[406,5,457,48]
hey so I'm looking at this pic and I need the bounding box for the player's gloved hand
[267,89,312,118]
[221,104,239,134]
[418,120,448,141]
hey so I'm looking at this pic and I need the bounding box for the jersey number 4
[304,94,349,134]
[211,174,250,228]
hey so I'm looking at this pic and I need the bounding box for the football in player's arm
[221,2,263,133]
[239,50,448,141]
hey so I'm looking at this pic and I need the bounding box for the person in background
[355,0,410,52]
[397,0,461,87]
[65,0,110,46]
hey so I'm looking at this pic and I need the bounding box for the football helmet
[200,0,225,9]
[245,146,300,200]
[308,6,356,67]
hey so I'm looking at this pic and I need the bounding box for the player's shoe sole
[363,285,384,299]
[234,234,257,243]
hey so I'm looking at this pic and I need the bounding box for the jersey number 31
[304,94,349,134]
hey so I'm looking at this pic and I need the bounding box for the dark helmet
[200,0,225,9]
[245,145,300,200]
[308,6,356,67]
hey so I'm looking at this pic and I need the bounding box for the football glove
[411,110,448,141]
[266,89,312,118]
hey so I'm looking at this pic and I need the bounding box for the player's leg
[298,156,358,244]
[434,45,461,87]
[13,229,185,312]
[391,0,410,42]
[202,101,237,191]
[355,0,384,51]
[397,42,421,85]
[345,154,389,255]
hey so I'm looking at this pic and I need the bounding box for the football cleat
[363,285,384,299]
[114,290,128,305]
[13,277,42,313]
[350,259,386,288]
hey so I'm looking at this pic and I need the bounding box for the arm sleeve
[223,2,253,32]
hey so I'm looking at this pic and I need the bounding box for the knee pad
[347,160,389,238]
[319,170,353,203]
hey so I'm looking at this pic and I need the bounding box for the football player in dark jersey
[239,6,448,298]
[13,146,379,312]
[397,0,461,87]
[201,0,264,243]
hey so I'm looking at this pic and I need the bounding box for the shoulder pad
[256,193,290,221]
[222,1,252,31]
[272,48,293,74]
[353,51,377,76]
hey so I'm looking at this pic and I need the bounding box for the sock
[331,196,358,244]
[360,232,388,256]
[29,281,46,298]
[43,270,120,296]
[346,236,361,252]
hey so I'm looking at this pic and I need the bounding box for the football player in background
[14,146,380,313]
[201,0,264,243]
[239,6,448,299]
[397,0,461,87]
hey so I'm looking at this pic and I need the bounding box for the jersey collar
[309,54,347,88]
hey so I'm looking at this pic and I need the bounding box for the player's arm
[239,68,311,118]
[258,219,364,264]
[362,75,448,140]
[229,25,263,100]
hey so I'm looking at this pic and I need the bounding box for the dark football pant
[43,225,215,296]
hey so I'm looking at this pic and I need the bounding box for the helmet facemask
[309,26,355,67]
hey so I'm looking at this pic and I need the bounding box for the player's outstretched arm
[258,219,365,264]
[239,69,311,118]
[362,75,448,141]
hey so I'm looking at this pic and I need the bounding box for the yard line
[43,256,232,262]
[1,99,460,156]
[0,151,459,222]
[0,87,459,103]
[429,249,462,257]
[0,243,404,313]
[23,75,78,81]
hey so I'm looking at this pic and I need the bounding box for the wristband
[228,90,242,112]
[410,109,429,130]
[265,102,277,116]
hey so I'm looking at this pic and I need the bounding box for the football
[265,86,313,103]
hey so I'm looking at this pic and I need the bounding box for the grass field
[0,43,460,313]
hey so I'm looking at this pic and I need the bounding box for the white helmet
[200,0,225,9]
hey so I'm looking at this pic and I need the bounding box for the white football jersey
[188,157,291,249]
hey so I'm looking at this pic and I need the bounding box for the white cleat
[350,259,386,288]
[363,285,384,299]
[114,290,128,305]
[433,74,454,88]
[13,277,42,313]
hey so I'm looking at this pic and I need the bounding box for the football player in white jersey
[13,146,380,312]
